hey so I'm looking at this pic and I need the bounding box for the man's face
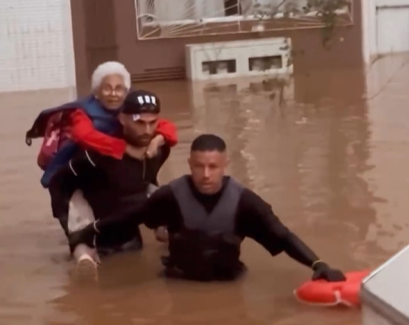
[188,150,228,194]
[95,74,127,110]
[119,112,159,146]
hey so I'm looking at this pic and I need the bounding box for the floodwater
[1,55,409,325]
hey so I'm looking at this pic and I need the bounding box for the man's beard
[124,134,153,147]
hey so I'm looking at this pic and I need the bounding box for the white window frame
[135,0,352,35]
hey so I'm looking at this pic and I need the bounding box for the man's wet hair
[190,134,226,152]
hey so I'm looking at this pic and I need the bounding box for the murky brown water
[2,55,409,324]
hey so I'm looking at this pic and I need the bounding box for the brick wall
[0,0,76,92]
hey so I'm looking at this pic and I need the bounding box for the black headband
[121,90,161,118]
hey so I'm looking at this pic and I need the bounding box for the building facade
[1,0,384,95]
[0,0,76,93]
[362,0,409,64]
[71,0,362,96]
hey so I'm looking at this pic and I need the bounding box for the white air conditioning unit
[186,37,293,81]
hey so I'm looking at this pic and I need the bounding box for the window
[202,59,237,75]
[249,55,283,71]
[135,0,352,39]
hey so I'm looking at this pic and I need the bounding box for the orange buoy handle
[294,270,370,307]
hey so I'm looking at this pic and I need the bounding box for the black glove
[312,261,346,282]
[68,222,96,252]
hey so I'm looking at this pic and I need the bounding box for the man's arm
[95,184,175,233]
[237,189,319,268]
[237,189,346,281]
[68,184,178,249]
[146,144,171,186]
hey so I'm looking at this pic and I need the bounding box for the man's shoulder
[167,175,187,185]
[237,185,271,208]
[224,177,251,196]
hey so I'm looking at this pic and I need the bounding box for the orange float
[294,270,370,307]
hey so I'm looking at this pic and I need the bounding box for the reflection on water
[1,59,409,324]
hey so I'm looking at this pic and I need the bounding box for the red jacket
[69,109,178,159]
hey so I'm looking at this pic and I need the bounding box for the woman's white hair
[91,61,131,91]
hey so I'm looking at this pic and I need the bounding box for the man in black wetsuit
[69,134,346,282]
[49,90,171,279]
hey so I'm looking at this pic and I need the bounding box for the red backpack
[36,112,70,170]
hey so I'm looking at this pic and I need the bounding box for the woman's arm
[69,110,126,159]
[156,118,178,147]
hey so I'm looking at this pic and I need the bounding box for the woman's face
[95,74,128,110]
